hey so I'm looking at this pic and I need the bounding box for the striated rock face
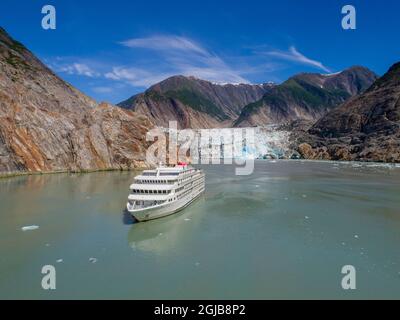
[293,62,400,162]
[118,75,275,129]
[234,67,378,127]
[0,27,153,174]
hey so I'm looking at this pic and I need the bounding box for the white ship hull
[126,164,205,222]
[128,187,204,222]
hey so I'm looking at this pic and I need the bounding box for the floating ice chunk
[21,225,39,231]
[302,194,307,198]
[305,216,310,220]
[354,235,359,239]
[184,218,191,221]
[56,259,63,263]
[45,243,50,247]
[89,257,97,263]
[195,262,200,267]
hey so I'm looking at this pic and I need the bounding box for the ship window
[142,172,156,176]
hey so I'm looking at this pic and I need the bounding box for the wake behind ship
[126,163,205,222]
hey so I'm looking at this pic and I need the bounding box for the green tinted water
[0,161,400,299]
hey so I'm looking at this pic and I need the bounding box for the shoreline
[1,159,399,180]
[0,167,147,180]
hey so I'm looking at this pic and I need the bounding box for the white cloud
[264,46,331,73]
[121,35,209,56]
[56,63,100,77]
[105,67,172,87]
[46,37,331,93]
[112,34,249,86]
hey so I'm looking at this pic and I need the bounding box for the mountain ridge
[118,75,275,128]
[0,27,153,174]
[119,67,377,129]
[293,62,400,162]
[234,66,378,127]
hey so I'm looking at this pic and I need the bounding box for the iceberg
[89,257,98,263]
[21,225,39,231]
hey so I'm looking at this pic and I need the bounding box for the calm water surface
[0,161,400,299]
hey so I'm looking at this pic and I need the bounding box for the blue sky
[1,0,400,103]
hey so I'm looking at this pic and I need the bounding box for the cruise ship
[126,163,205,222]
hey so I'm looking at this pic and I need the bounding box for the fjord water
[1,161,400,299]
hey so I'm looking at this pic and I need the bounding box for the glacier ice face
[169,125,293,161]
[207,126,292,160]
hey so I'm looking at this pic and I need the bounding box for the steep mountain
[0,27,152,174]
[234,67,378,127]
[118,75,274,129]
[294,62,400,162]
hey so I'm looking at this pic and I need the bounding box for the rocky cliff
[234,67,377,127]
[293,62,400,162]
[118,75,274,129]
[0,27,153,174]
